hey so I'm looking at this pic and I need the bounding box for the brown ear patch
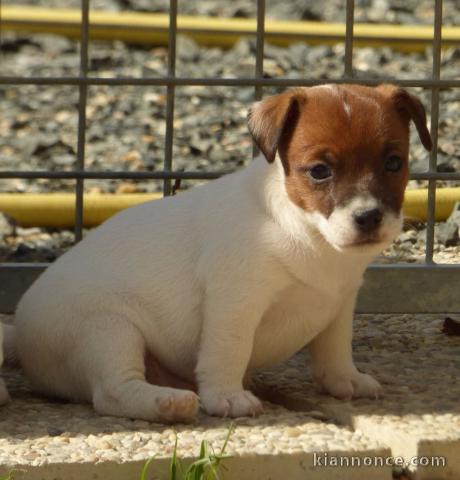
[378,85,433,152]
[247,89,306,163]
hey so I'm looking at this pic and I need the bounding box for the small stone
[442,317,460,336]
[436,222,459,247]
[305,410,330,421]
[177,35,200,62]
[47,426,65,437]
[447,202,460,226]
[116,183,139,194]
[248,434,265,444]
[123,150,142,162]
[284,427,302,438]
[97,440,113,450]
[0,213,15,239]
[53,154,75,166]
[22,452,40,461]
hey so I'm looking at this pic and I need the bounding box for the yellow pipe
[0,193,159,228]
[402,188,460,223]
[0,188,459,229]
[2,6,460,52]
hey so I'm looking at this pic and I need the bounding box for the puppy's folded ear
[247,89,306,163]
[378,85,433,152]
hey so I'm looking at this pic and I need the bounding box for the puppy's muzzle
[353,207,383,233]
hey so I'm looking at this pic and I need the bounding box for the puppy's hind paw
[200,389,263,418]
[351,372,383,399]
[317,370,383,400]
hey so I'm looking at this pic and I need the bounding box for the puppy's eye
[385,155,403,172]
[307,164,332,182]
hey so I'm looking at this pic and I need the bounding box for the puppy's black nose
[353,208,383,231]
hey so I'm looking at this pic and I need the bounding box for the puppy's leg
[82,316,199,422]
[196,289,272,418]
[309,292,383,400]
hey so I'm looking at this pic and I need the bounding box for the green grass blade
[139,456,156,480]
[159,423,235,480]
[194,440,208,479]
[182,456,210,479]
[210,423,234,476]
[204,461,220,480]
[199,440,208,459]
[169,434,179,480]
[180,439,212,480]
[0,470,26,480]
[0,469,24,480]
[219,424,234,457]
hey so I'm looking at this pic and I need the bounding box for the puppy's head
[248,84,432,251]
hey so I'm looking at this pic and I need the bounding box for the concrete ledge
[1,313,459,479]
[0,453,393,480]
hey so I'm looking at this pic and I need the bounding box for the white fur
[13,155,390,421]
[313,84,337,93]
[312,194,403,250]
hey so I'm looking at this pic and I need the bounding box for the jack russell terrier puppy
[4,84,432,422]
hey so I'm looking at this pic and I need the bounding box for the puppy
[10,84,431,422]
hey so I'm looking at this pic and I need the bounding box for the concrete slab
[1,313,459,479]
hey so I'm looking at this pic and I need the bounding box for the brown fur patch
[248,84,432,218]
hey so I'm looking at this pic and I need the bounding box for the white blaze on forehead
[343,100,351,118]
[313,84,339,93]
[313,84,352,118]
[354,173,375,194]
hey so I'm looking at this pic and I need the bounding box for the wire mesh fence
[0,0,459,313]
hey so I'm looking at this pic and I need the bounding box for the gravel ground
[1,313,459,479]
[0,0,459,263]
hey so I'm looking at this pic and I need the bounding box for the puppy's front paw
[200,389,263,418]
[156,390,199,423]
[316,369,383,400]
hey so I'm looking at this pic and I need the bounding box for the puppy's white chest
[250,282,347,370]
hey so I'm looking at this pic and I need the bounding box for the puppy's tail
[2,323,19,366]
